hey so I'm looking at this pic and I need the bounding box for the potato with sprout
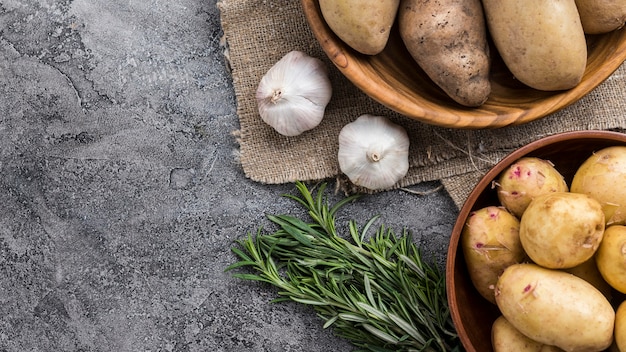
[571,146,626,225]
[496,157,568,218]
[461,206,526,304]
[519,192,605,269]
[495,263,615,352]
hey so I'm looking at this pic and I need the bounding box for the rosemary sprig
[226,181,462,352]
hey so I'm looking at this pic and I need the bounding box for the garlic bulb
[255,50,332,137]
[338,114,410,190]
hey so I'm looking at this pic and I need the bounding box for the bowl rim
[445,130,626,352]
[301,0,626,129]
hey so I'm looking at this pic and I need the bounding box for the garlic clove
[338,114,410,190]
[255,51,332,137]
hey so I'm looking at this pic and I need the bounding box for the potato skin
[492,315,565,352]
[571,146,626,226]
[398,0,491,107]
[519,192,605,269]
[496,157,568,218]
[562,256,613,300]
[495,263,615,352]
[595,225,626,293]
[575,0,626,34]
[461,206,526,304]
[319,0,400,55]
[617,301,626,352]
[481,0,587,91]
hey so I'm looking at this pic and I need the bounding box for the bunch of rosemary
[226,181,462,352]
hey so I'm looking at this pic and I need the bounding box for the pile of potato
[462,146,626,351]
[318,0,626,107]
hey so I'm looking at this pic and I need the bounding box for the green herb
[226,181,462,352]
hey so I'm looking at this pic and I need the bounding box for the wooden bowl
[301,1,626,129]
[445,130,626,352]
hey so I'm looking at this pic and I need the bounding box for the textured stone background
[0,1,457,351]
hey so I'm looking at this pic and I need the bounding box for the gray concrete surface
[0,1,458,351]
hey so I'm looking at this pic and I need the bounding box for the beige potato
[319,0,400,55]
[461,206,526,304]
[398,0,491,107]
[481,0,587,91]
[495,263,615,352]
[492,315,565,352]
[562,256,613,300]
[596,225,626,293]
[496,157,568,218]
[520,192,605,269]
[616,301,626,352]
[575,0,626,34]
[571,146,626,226]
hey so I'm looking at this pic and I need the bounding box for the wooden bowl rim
[445,130,626,352]
[301,0,626,129]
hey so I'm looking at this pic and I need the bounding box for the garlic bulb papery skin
[338,114,410,190]
[255,50,332,137]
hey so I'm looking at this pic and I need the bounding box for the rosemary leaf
[226,181,462,352]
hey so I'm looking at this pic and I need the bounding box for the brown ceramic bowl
[301,1,626,129]
[445,130,626,352]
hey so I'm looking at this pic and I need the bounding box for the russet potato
[397,0,491,107]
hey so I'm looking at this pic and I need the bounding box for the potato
[596,225,626,293]
[461,206,526,304]
[481,0,587,91]
[575,0,626,34]
[496,157,568,218]
[617,301,626,352]
[562,256,613,300]
[319,0,400,55]
[495,263,615,352]
[492,315,565,352]
[519,192,605,269]
[397,0,491,107]
[571,146,626,226]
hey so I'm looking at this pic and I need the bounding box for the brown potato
[575,0,626,34]
[398,0,491,107]
[482,0,587,91]
[319,0,400,55]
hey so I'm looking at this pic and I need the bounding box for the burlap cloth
[218,0,626,209]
